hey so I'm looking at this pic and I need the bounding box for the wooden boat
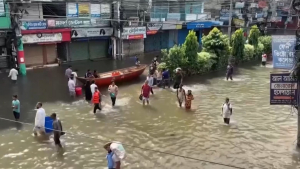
[77,64,147,87]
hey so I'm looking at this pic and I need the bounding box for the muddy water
[0,63,299,169]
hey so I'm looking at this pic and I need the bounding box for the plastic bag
[110,142,126,160]
[139,94,143,101]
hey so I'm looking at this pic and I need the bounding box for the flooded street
[0,59,299,169]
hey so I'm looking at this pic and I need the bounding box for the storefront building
[162,23,182,48]
[47,18,110,61]
[69,27,113,61]
[21,27,71,66]
[144,23,169,53]
[122,27,146,56]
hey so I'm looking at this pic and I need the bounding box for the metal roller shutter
[68,41,89,61]
[45,44,57,64]
[24,44,43,66]
[89,40,108,59]
[144,32,169,53]
[123,39,144,57]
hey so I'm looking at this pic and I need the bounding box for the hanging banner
[0,0,5,17]
[270,73,298,105]
[21,21,47,30]
[147,23,162,35]
[78,3,90,17]
[122,27,146,39]
[272,35,296,69]
[67,3,78,17]
[22,33,62,44]
[91,4,101,17]
[71,28,113,38]
[100,4,111,13]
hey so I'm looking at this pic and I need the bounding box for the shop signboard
[272,35,296,69]
[187,22,213,29]
[71,28,113,38]
[21,21,47,30]
[122,27,146,39]
[162,23,182,30]
[47,18,109,28]
[146,23,162,35]
[270,73,298,105]
[22,33,62,44]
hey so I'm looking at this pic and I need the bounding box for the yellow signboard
[176,24,182,29]
[233,19,245,27]
[78,3,90,17]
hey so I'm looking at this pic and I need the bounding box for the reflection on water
[1,64,300,169]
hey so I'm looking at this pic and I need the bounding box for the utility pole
[228,0,233,41]
[11,1,26,75]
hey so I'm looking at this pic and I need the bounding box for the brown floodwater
[0,63,299,169]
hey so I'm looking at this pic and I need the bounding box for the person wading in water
[108,81,118,106]
[92,87,101,113]
[173,68,183,89]
[177,84,186,107]
[226,63,233,81]
[141,80,151,106]
[221,97,233,125]
[185,90,194,109]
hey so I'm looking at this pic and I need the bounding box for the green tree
[248,25,260,48]
[202,27,230,69]
[231,28,245,63]
[183,30,199,74]
[258,36,272,54]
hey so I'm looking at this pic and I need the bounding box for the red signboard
[147,30,158,35]
[21,29,71,42]
[128,34,144,40]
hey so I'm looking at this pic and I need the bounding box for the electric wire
[0,116,247,169]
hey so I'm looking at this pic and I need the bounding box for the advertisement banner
[187,22,213,29]
[147,23,162,34]
[272,35,296,69]
[67,3,78,17]
[21,21,47,30]
[162,23,182,30]
[78,3,90,17]
[22,33,62,44]
[47,18,109,28]
[100,4,111,13]
[91,4,101,17]
[270,73,298,105]
[71,28,113,38]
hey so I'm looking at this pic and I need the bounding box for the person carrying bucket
[50,113,64,151]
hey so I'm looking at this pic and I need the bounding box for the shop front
[122,27,146,56]
[162,23,182,48]
[69,27,113,61]
[144,23,168,52]
[186,21,222,45]
[21,29,71,66]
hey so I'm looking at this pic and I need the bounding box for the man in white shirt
[221,98,233,125]
[71,69,78,85]
[146,74,154,94]
[90,80,97,95]
[68,76,76,97]
[33,102,46,136]
[8,68,18,82]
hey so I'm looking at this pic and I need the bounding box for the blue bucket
[44,116,53,134]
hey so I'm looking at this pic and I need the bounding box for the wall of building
[17,3,43,20]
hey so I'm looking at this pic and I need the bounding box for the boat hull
[77,65,147,87]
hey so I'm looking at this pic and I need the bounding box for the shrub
[244,44,255,61]
[157,62,166,71]
[183,30,199,74]
[196,52,217,72]
[231,28,245,63]
[248,25,260,48]
[256,43,264,58]
[161,45,187,76]
[258,36,272,54]
[202,27,230,69]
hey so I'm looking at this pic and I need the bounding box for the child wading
[176,84,186,107]
[221,97,233,125]
[108,81,118,106]
[185,90,194,109]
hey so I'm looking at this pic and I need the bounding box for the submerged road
[0,58,299,169]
